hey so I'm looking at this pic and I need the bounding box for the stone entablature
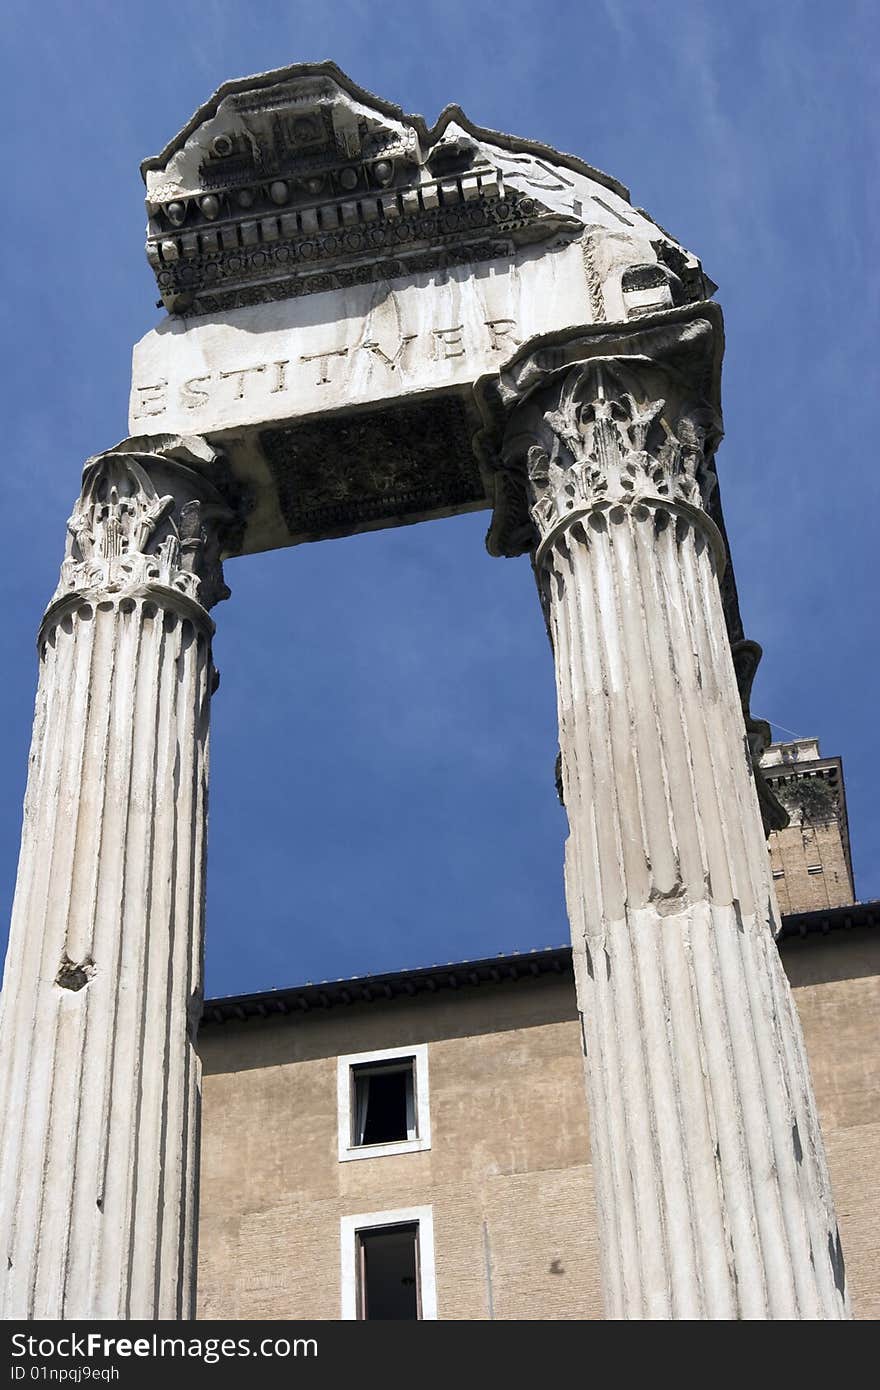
[130,65,723,567]
[140,64,713,321]
[129,243,587,444]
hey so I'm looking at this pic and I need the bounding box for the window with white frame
[337,1044,431,1161]
[340,1207,437,1320]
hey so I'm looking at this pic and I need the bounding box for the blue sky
[1,1,876,998]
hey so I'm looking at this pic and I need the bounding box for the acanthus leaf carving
[53,446,233,614]
[475,309,726,563]
[520,359,720,552]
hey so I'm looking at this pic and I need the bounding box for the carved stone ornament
[475,304,725,561]
[140,64,715,319]
[49,436,234,621]
[521,360,720,565]
[260,396,482,543]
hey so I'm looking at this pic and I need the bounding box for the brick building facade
[763,739,855,914]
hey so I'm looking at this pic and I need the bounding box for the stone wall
[782,929,880,1320]
[197,972,602,1320]
[769,819,854,915]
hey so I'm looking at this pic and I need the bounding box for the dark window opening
[351,1060,416,1147]
[357,1224,420,1320]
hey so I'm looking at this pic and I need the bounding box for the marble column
[0,439,230,1319]
[482,307,850,1319]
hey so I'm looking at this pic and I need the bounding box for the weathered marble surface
[476,308,850,1318]
[130,244,590,436]
[0,441,229,1318]
[139,63,709,322]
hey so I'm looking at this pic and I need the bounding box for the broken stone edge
[140,60,631,205]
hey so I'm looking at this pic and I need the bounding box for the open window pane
[357,1224,420,1320]
[351,1060,415,1146]
[338,1046,430,1162]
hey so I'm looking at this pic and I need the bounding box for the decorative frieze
[261,396,482,542]
[141,65,585,316]
[150,181,566,318]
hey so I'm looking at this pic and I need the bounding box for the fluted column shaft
[486,311,849,1319]
[0,442,228,1319]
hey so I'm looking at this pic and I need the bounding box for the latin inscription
[132,318,522,419]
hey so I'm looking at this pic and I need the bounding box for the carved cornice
[141,66,586,316]
[139,65,719,321]
[44,437,235,635]
[474,304,725,562]
[150,183,575,318]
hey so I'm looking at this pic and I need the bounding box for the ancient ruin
[0,64,850,1319]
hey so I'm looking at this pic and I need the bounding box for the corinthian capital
[523,359,720,555]
[51,435,236,618]
[474,304,724,561]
